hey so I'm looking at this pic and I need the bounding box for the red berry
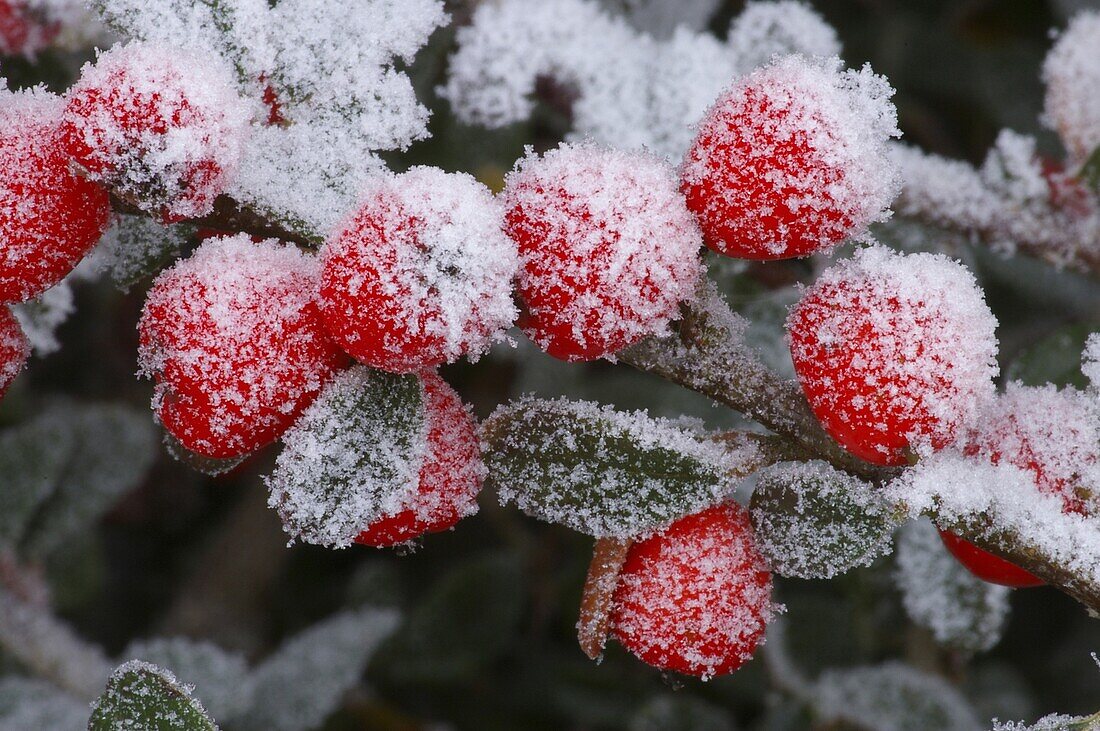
[0,305,28,399]
[320,167,517,373]
[354,372,483,547]
[0,1,58,58]
[681,57,898,260]
[787,247,998,466]
[61,41,250,221]
[940,383,1100,587]
[0,90,110,303]
[937,529,1043,589]
[611,503,773,679]
[503,143,702,362]
[139,235,346,459]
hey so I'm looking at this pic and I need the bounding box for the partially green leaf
[88,661,218,731]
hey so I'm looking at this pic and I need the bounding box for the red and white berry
[320,167,518,373]
[62,41,251,221]
[503,142,703,362]
[941,383,1100,587]
[787,246,999,466]
[0,89,110,303]
[138,234,346,460]
[611,502,774,679]
[681,56,899,260]
[355,371,483,547]
[0,305,28,399]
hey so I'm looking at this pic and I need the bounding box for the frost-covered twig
[0,586,112,699]
[619,284,897,483]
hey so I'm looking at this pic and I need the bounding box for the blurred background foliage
[1,0,1099,729]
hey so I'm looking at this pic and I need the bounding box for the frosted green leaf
[750,461,899,579]
[1005,323,1095,389]
[812,662,982,731]
[483,397,756,538]
[88,661,218,731]
[895,520,1010,654]
[0,677,88,731]
[123,638,251,722]
[89,215,190,292]
[235,606,399,731]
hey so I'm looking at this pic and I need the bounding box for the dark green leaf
[483,398,738,537]
[1005,323,1096,389]
[88,661,218,731]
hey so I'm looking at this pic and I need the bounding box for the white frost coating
[789,246,1000,460]
[11,280,73,357]
[443,0,840,158]
[0,677,89,731]
[992,714,1090,731]
[1043,11,1100,163]
[892,136,1100,268]
[66,41,252,220]
[886,452,1100,591]
[489,396,757,538]
[86,215,185,290]
[1084,333,1100,390]
[504,142,703,359]
[895,520,1010,653]
[266,367,429,549]
[812,663,982,731]
[323,167,519,365]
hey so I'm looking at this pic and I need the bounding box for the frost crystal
[895,520,1010,653]
[443,0,840,158]
[266,367,430,549]
[1043,11,1100,163]
[11,280,73,357]
[87,215,186,291]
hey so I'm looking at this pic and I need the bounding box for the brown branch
[109,192,320,248]
[577,537,631,660]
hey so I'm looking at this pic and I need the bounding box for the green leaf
[235,606,399,731]
[372,555,524,684]
[93,216,189,292]
[88,661,218,731]
[483,397,741,538]
[1005,324,1096,389]
[895,520,1010,654]
[750,462,899,579]
[628,695,736,731]
[18,402,157,558]
[812,662,982,731]
[266,367,425,548]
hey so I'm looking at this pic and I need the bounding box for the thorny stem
[577,537,632,660]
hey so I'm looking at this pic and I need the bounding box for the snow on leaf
[1043,11,1100,164]
[122,638,252,722]
[234,606,399,731]
[750,461,899,579]
[265,367,428,549]
[895,519,1010,654]
[482,396,758,538]
[992,713,1099,731]
[811,662,982,731]
[88,660,218,731]
[0,677,88,731]
[442,0,840,158]
[1084,332,1100,390]
[86,215,189,292]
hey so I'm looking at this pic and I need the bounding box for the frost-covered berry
[0,1,58,58]
[267,367,484,549]
[940,383,1100,587]
[1042,11,1100,164]
[320,167,518,373]
[681,56,900,260]
[787,246,998,466]
[62,41,251,222]
[0,90,110,303]
[355,372,483,547]
[503,142,703,362]
[138,235,346,460]
[0,305,28,398]
[611,503,774,679]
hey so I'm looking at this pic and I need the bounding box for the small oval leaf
[88,661,218,731]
